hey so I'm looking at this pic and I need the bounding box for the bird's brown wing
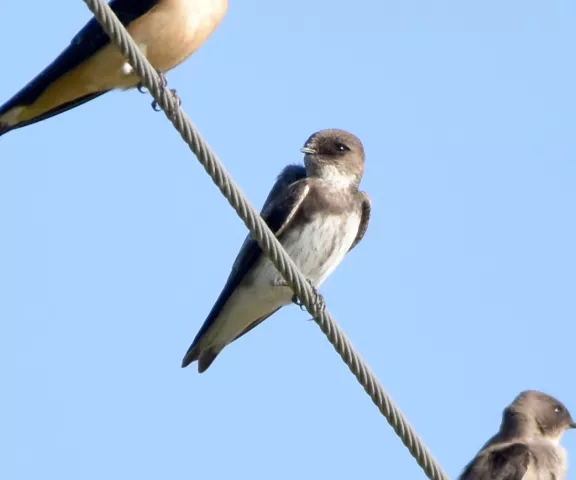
[459,443,531,480]
[348,191,371,252]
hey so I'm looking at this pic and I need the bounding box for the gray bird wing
[459,443,531,480]
[348,191,371,252]
[181,165,309,367]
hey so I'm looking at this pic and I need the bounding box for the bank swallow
[181,128,371,373]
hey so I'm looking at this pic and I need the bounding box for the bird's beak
[300,147,316,155]
[570,422,576,429]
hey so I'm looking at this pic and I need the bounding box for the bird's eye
[335,142,349,152]
[555,405,564,414]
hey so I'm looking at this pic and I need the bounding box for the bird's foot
[151,89,182,112]
[291,279,325,315]
[137,70,168,93]
[273,278,325,315]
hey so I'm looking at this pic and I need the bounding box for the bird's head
[300,129,365,188]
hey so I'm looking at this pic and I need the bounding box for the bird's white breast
[254,210,361,290]
[525,438,569,480]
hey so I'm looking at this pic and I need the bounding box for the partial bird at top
[181,128,372,373]
[0,0,228,137]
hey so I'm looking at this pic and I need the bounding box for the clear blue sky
[1,1,575,479]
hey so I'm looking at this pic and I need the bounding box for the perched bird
[181,129,371,373]
[0,0,228,136]
[459,390,576,480]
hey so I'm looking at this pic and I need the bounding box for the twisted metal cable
[80,1,450,479]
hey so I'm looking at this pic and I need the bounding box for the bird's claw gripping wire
[152,89,181,112]
[136,70,181,111]
[292,279,326,315]
[137,70,168,93]
[275,278,325,315]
